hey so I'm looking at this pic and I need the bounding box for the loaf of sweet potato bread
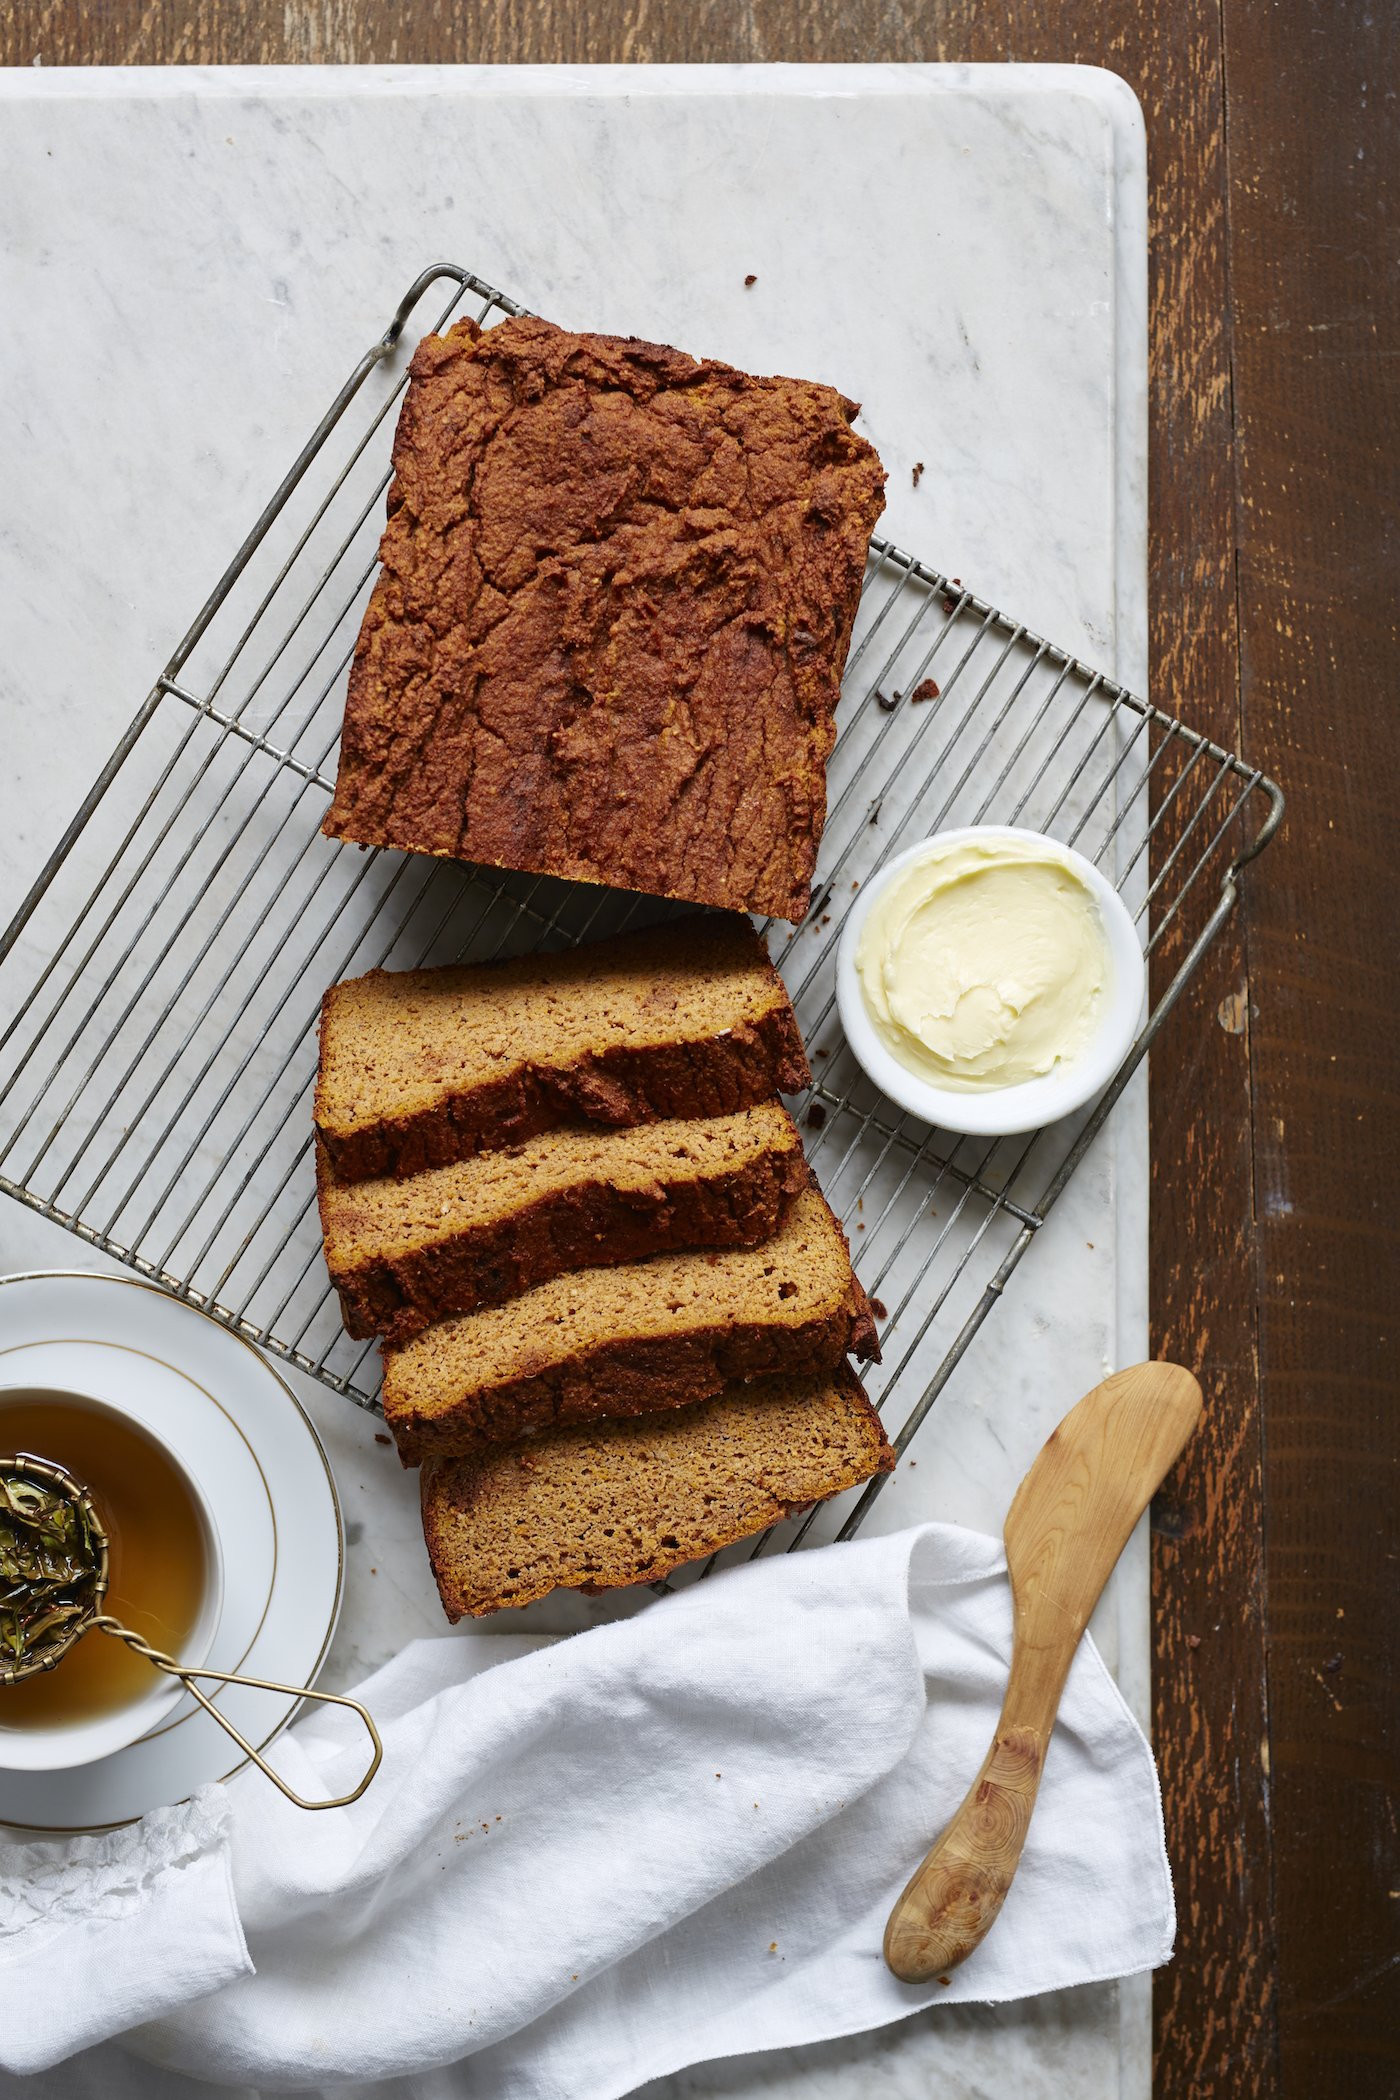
[318,1101,807,1341]
[315,915,808,1184]
[382,1178,878,1465]
[421,1366,894,1617]
[322,314,886,923]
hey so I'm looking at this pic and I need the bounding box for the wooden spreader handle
[884,1361,1202,1984]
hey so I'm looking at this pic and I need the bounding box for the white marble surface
[0,64,1150,2100]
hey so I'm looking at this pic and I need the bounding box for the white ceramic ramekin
[835,825,1147,1137]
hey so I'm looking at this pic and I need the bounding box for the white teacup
[0,1384,224,1772]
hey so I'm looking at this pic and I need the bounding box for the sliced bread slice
[316,914,809,1183]
[382,1178,878,1465]
[318,1101,807,1341]
[420,1366,894,1618]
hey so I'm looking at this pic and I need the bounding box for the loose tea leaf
[0,1466,104,1676]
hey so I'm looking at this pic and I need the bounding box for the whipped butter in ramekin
[855,834,1111,1093]
[836,826,1147,1137]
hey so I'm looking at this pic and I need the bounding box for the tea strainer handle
[92,1616,383,1811]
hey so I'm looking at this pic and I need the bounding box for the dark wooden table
[4,7,1396,2096]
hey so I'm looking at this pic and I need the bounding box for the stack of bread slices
[315,916,892,1618]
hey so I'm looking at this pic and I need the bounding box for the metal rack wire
[0,263,1283,1553]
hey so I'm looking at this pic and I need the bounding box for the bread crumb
[744,273,757,287]
[375,1432,392,1446]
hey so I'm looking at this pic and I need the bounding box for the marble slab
[0,63,1149,2100]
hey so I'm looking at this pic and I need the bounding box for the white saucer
[0,1270,343,1832]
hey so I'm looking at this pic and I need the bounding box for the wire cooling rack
[0,264,1282,1550]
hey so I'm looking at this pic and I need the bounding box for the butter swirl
[855,836,1110,1092]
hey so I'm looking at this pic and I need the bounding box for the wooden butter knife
[883,1359,1203,1984]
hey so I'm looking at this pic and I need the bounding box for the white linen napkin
[0,1522,1173,2096]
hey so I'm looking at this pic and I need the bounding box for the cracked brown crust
[382,1178,879,1466]
[322,315,886,923]
[315,915,811,1184]
[420,1365,895,1618]
[318,1104,809,1342]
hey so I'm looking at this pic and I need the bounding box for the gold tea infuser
[0,1450,382,1810]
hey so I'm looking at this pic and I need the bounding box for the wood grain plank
[7,4,1394,2095]
[1220,1,1400,2088]
[1114,8,1279,2090]
[10,2,934,68]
